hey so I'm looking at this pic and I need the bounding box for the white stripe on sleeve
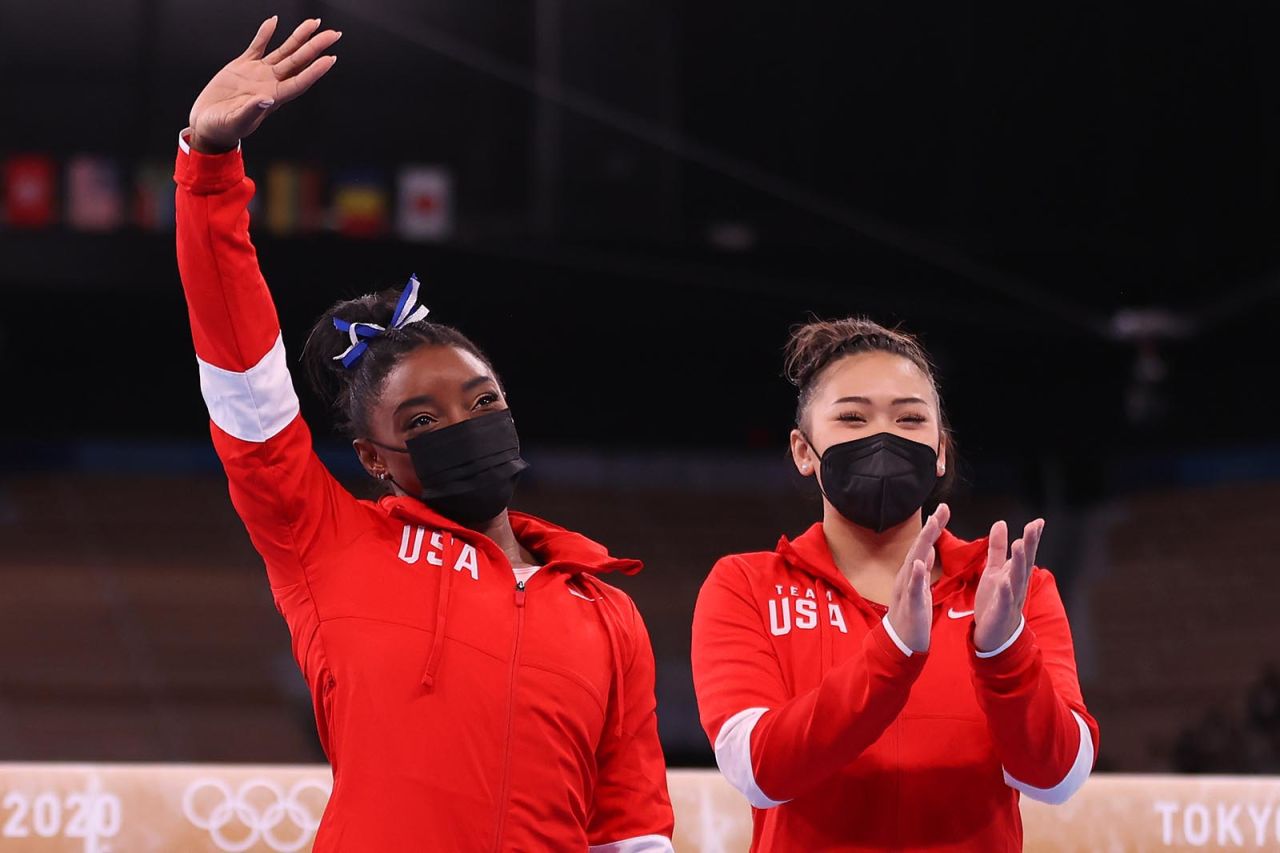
[974,616,1026,659]
[881,613,915,657]
[713,707,789,809]
[1003,710,1094,805]
[197,333,300,443]
[587,834,673,852]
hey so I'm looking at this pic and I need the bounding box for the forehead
[378,344,491,400]
[812,351,935,403]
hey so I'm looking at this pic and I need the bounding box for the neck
[822,504,925,581]
[474,510,537,569]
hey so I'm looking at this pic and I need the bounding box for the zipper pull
[515,580,526,607]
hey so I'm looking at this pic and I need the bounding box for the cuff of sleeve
[974,616,1026,659]
[881,613,915,657]
[174,128,246,194]
[869,616,928,675]
[969,617,1036,675]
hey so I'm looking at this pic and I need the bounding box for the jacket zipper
[491,580,527,851]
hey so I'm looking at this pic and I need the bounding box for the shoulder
[1028,565,1062,597]
[708,550,787,584]
[696,550,788,612]
[581,574,639,609]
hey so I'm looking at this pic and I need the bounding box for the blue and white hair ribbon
[332,274,432,368]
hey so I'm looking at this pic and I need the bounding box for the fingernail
[259,100,275,109]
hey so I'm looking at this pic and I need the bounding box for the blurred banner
[330,169,389,237]
[64,157,124,233]
[396,165,453,241]
[3,155,57,228]
[0,765,1276,851]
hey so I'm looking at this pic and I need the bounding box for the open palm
[973,518,1044,652]
[189,17,341,153]
[886,503,951,653]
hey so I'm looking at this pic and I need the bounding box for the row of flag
[0,154,454,240]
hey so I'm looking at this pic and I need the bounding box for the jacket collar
[380,496,642,576]
[777,521,988,603]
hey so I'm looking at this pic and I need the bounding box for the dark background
[2,0,1279,772]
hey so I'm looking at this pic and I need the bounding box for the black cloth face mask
[805,431,939,533]
[379,409,530,525]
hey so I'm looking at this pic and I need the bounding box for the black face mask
[806,431,939,533]
[381,410,529,525]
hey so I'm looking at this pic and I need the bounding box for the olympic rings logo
[181,778,330,852]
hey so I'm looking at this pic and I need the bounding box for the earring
[378,472,389,481]
[801,463,809,472]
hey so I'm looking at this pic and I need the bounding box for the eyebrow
[394,394,438,416]
[393,376,496,416]
[832,396,930,406]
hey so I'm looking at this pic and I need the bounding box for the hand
[973,518,1045,653]
[188,17,341,154]
[886,503,951,653]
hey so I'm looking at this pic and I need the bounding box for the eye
[473,392,500,410]
[407,413,437,430]
[899,414,927,425]
[836,412,867,423]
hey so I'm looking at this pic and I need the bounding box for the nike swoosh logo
[568,588,597,602]
[947,608,975,619]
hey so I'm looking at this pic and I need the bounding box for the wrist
[974,615,1026,658]
[885,611,928,655]
[189,130,238,155]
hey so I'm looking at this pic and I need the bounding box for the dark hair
[784,315,957,494]
[302,287,497,439]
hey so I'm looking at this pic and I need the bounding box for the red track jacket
[691,523,1099,852]
[174,136,674,852]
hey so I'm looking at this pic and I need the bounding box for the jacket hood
[508,511,644,576]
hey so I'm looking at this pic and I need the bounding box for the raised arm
[175,18,353,589]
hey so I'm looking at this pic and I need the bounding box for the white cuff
[881,614,915,657]
[713,707,789,809]
[179,128,242,155]
[975,615,1025,659]
[1003,710,1094,804]
[588,835,673,853]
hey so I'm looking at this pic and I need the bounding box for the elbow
[1004,710,1095,806]
[713,707,791,810]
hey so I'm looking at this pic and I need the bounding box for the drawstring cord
[816,578,829,675]
[421,536,456,689]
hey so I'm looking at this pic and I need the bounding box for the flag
[265,163,299,235]
[66,155,124,231]
[3,154,57,228]
[265,162,325,236]
[332,170,388,238]
[397,165,453,241]
[133,162,175,231]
